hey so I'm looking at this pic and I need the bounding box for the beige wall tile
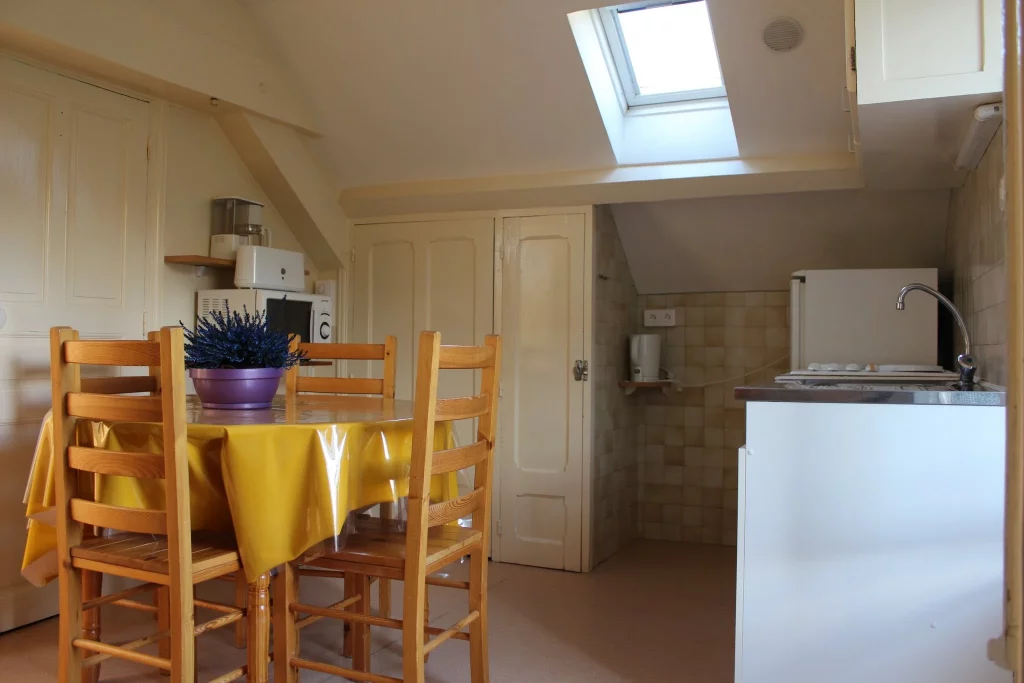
[765,306,787,326]
[947,136,1007,385]
[635,288,786,549]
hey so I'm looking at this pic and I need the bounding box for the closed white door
[351,217,494,451]
[0,57,151,631]
[496,213,586,571]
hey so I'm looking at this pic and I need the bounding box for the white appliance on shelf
[234,245,304,292]
[790,268,940,372]
[197,289,332,344]
[736,400,1008,683]
[629,333,660,381]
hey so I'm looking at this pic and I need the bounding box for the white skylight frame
[598,0,727,109]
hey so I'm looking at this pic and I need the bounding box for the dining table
[21,393,456,682]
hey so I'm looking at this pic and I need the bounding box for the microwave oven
[197,289,333,344]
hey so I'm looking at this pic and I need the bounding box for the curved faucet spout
[896,283,975,388]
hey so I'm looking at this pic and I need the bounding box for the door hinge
[349,249,356,263]
[849,45,857,71]
[498,381,503,398]
[142,311,147,336]
[146,137,151,161]
[497,518,502,536]
[573,359,589,381]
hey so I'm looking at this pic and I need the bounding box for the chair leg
[154,587,171,677]
[352,574,372,672]
[343,572,355,657]
[378,503,393,618]
[402,577,427,683]
[233,572,247,648]
[81,570,102,683]
[423,596,431,664]
[468,549,489,683]
[58,564,85,683]
[168,581,196,683]
[273,563,300,683]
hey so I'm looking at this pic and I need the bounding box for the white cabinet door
[855,0,1003,104]
[351,217,495,452]
[738,401,1008,683]
[0,57,151,631]
[495,213,586,571]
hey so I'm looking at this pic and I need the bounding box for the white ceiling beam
[219,112,347,270]
[338,155,863,218]
[0,0,319,134]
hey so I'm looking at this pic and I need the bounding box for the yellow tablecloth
[23,396,454,583]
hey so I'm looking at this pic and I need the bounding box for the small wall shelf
[619,380,674,396]
[164,255,235,276]
[164,254,310,277]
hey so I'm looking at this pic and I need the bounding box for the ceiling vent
[763,18,803,52]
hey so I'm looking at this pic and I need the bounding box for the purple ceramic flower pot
[189,367,285,410]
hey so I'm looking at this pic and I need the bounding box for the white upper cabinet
[854,0,1003,105]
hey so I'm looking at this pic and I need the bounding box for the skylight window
[599,0,726,108]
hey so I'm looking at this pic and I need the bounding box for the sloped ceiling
[611,189,951,293]
[241,0,852,189]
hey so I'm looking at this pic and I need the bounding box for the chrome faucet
[896,283,976,390]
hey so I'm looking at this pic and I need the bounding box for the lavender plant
[181,308,305,370]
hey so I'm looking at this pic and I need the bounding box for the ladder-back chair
[50,326,247,682]
[274,330,501,683]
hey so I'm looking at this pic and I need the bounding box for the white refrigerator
[790,268,939,370]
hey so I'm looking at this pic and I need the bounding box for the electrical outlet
[644,308,676,327]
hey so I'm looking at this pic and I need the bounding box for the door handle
[573,360,588,382]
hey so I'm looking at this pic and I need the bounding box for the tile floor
[0,541,736,682]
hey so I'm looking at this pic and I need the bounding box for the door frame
[1005,0,1024,675]
[351,207,595,572]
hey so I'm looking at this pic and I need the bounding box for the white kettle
[630,334,661,382]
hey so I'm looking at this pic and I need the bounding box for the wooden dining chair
[274,330,501,683]
[50,326,249,683]
[285,336,397,399]
[285,335,399,623]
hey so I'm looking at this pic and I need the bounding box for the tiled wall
[946,132,1007,385]
[635,291,789,546]
[592,206,640,565]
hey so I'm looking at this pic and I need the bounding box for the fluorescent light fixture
[954,103,1003,170]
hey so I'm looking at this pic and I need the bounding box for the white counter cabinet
[736,400,1008,683]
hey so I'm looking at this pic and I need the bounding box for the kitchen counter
[736,381,1006,406]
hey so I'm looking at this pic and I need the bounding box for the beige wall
[612,189,950,294]
[161,104,312,329]
[635,291,789,546]
[946,132,1007,385]
[592,206,640,566]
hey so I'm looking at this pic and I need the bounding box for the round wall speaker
[763,18,803,52]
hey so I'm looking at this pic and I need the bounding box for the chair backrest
[49,326,191,568]
[404,330,501,561]
[285,336,397,398]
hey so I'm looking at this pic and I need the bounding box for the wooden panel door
[0,56,151,631]
[496,213,586,571]
[351,217,494,451]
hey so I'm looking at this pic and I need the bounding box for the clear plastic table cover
[22,395,459,584]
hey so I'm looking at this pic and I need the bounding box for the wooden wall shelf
[164,254,309,277]
[619,380,674,396]
[164,255,235,275]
